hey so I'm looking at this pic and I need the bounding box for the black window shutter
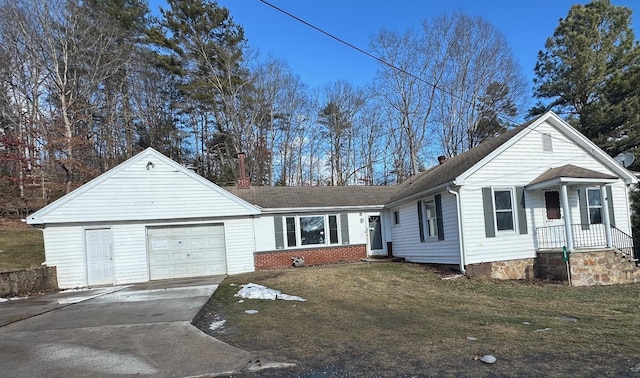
[274,216,284,249]
[606,185,616,227]
[340,213,350,244]
[435,194,444,240]
[578,188,589,230]
[417,200,425,242]
[482,187,495,238]
[516,187,528,234]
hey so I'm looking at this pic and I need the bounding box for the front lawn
[203,263,640,377]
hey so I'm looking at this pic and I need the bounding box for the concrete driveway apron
[0,276,259,377]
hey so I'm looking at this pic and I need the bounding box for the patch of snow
[237,300,244,303]
[235,283,306,301]
[209,319,226,331]
[533,327,552,332]
[0,297,8,303]
[480,355,497,364]
[245,310,259,315]
[466,336,477,341]
[230,283,238,287]
[522,322,531,325]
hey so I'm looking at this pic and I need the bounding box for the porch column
[560,184,574,251]
[601,185,613,248]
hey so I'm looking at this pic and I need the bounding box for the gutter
[447,185,466,275]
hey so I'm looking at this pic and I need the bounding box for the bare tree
[317,81,366,186]
[370,28,441,181]
[430,12,528,156]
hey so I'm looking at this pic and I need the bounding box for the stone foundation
[0,266,58,297]
[465,258,535,280]
[536,249,640,286]
[571,249,640,286]
[255,245,367,270]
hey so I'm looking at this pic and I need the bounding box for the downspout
[447,185,466,275]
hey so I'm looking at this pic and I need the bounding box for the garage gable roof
[27,148,260,224]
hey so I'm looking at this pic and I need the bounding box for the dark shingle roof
[226,116,543,210]
[225,185,400,209]
[387,116,540,204]
[527,164,617,187]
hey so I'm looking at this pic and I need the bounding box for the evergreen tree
[532,0,640,159]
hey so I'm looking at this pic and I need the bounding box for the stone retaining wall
[570,249,640,286]
[0,267,58,297]
[465,258,535,280]
[536,249,640,286]
[255,245,367,270]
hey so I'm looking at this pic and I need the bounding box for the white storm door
[86,229,114,286]
[367,215,384,254]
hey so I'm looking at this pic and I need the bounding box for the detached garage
[27,148,260,289]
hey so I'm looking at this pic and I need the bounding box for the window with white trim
[494,189,515,231]
[424,199,438,238]
[586,188,602,224]
[281,214,347,248]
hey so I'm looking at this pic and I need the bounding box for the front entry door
[86,229,114,285]
[368,215,384,254]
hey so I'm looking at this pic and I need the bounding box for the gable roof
[225,185,399,212]
[526,164,618,190]
[27,148,260,224]
[387,117,538,205]
[387,111,637,206]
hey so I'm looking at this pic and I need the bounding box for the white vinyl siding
[29,150,258,224]
[390,192,460,264]
[459,119,630,265]
[41,218,255,289]
[42,226,86,288]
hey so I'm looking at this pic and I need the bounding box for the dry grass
[207,263,640,377]
[0,219,44,272]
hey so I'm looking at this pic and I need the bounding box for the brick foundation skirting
[255,244,367,270]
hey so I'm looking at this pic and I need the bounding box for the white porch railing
[536,224,636,260]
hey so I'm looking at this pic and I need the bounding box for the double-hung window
[482,187,527,237]
[417,194,444,242]
[586,188,602,224]
[424,199,438,238]
[493,189,515,231]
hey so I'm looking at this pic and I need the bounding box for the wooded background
[1,0,638,216]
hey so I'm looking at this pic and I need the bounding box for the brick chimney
[237,152,250,189]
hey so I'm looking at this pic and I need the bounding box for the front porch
[535,224,640,286]
[535,224,637,259]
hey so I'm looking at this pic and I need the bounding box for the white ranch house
[27,111,640,287]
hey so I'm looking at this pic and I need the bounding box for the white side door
[86,229,114,286]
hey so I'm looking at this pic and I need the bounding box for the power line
[258,0,575,146]
[258,0,473,109]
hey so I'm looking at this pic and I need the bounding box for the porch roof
[526,164,618,190]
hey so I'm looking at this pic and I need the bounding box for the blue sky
[150,1,640,92]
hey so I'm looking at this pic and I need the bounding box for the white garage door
[147,224,227,280]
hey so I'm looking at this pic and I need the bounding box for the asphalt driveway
[0,276,279,377]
